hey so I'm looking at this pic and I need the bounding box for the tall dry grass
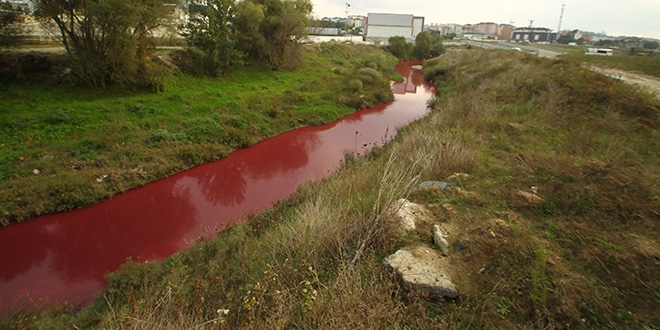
[9,49,660,329]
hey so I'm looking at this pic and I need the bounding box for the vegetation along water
[2,45,659,328]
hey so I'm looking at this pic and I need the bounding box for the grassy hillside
[4,49,660,329]
[560,51,660,78]
[0,43,397,225]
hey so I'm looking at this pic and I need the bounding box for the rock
[445,173,469,183]
[516,190,545,207]
[433,224,449,256]
[383,245,458,299]
[455,239,465,252]
[413,181,453,192]
[389,198,435,234]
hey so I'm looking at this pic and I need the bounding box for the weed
[496,297,511,316]
[531,246,548,306]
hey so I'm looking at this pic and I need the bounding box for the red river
[0,61,434,313]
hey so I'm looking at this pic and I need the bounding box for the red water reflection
[0,61,434,313]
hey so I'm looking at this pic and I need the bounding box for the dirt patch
[589,65,660,100]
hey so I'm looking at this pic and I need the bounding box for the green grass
[560,51,660,78]
[0,42,397,224]
[4,48,660,329]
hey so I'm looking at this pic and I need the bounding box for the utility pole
[345,2,351,40]
[556,4,565,42]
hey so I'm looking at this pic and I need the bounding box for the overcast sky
[310,0,660,39]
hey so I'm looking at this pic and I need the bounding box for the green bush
[355,67,382,84]
[347,79,363,92]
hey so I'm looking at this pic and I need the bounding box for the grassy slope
[0,43,396,225]
[560,51,660,78]
[5,49,660,329]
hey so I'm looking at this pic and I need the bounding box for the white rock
[433,224,449,256]
[383,245,458,299]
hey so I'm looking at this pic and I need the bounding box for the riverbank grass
[0,42,396,225]
[4,49,660,329]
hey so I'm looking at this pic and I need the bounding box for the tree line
[387,31,446,60]
[7,0,311,89]
[3,0,449,90]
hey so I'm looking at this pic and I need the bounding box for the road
[465,40,562,58]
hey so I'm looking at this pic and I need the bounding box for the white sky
[310,0,660,39]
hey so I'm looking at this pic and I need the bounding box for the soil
[589,65,660,100]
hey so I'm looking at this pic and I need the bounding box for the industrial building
[365,13,424,42]
[512,27,557,43]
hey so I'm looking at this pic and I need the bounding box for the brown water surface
[0,61,434,313]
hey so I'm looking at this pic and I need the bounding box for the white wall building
[365,13,424,42]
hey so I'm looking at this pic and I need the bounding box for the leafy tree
[643,40,659,50]
[310,17,347,29]
[414,31,445,59]
[184,0,311,72]
[414,31,432,59]
[236,0,312,69]
[556,34,576,44]
[182,0,244,76]
[34,0,171,89]
[387,36,412,59]
[595,39,617,47]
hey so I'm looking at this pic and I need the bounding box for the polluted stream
[0,61,435,313]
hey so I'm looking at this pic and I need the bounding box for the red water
[0,61,434,313]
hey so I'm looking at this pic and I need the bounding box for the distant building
[513,27,557,43]
[462,30,486,40]
[498,24,514,40]
[474,22,498,37]
[366,13,424,42]
[425,23,462,36]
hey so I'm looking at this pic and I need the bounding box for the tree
[387,36,412,59]
[184,0,311,72]
[236,0,312,69]
[182,0,244,76]
[34,0,171,88]
[643,40,659,50]
[556,34,576,44]
[414,31,445,59]
[414,31,432,59]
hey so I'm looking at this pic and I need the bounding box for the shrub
[355,67,382,84]
[347,79,363,92]
[387,36,413,59]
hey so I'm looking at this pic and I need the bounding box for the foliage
[560,51,660,78]
[556,34,576,44]
[309,17,347,30]
[387,36,412,59]
[33,0,172,89]
[0,44,395,224]
[181,0,244,76]
[413,31,445,59]
[347,78,362,92]
[643,40,659,50]
[6,47,660,330]
[182,0,311,72]
[235,0,312,69]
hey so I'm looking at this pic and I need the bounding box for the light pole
[345,2,352,41]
